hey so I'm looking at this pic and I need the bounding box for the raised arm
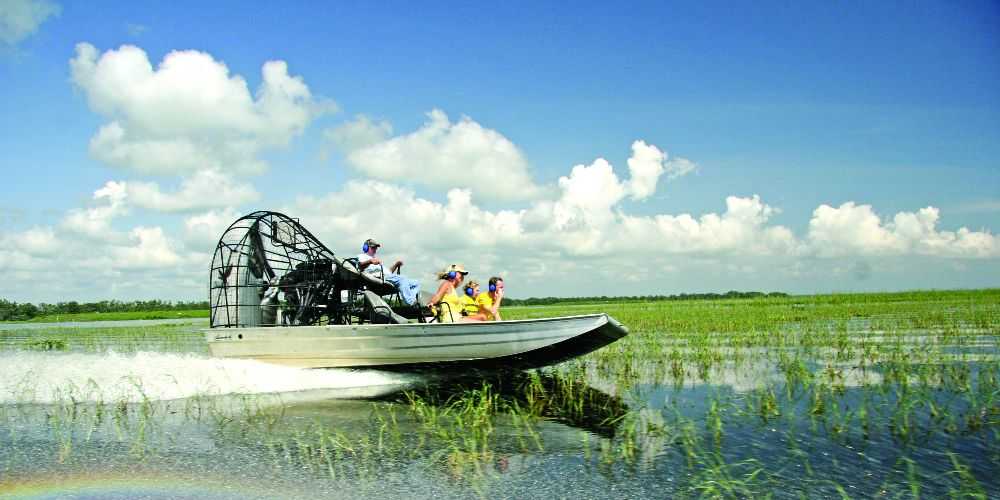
[428,280,451,305]
[491,290,503,321]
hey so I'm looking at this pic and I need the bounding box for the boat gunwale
[205,313,612,336]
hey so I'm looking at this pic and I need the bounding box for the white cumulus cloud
[70,42,333,175]
[126,170,260,213]
[807,202,999,258]
[112,227,182,269]
[182,208,242,247]
[10,227,60,256]
[554,158,626,230]
[336,110,544,201]
[291,160,798,266]
[61,181,129,239]
[623,140,695,200]
[323,114,393,155]
[1,197,209,300]
[620,195,799,256]
[292,180,526,257]
[0,0,59,46]
[625,140,665,200]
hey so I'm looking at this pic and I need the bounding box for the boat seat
[392,291,436,320]
[335,258,398,296]
[331,257,434,322]
[362,291,408,324]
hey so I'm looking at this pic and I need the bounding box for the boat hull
[205,314,628,370]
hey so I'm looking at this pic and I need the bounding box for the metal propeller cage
[209,211,340,328]
[209,211,430,328]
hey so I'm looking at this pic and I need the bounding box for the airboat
[206,211,628,370]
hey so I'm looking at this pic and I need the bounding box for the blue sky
[1,0,998,302]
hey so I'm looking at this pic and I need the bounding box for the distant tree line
[0,299,210,321]
[503,291,788,306]
[1,290,788,321]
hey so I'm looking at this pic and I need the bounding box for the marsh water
[1,291,998,498]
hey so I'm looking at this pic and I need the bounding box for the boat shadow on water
[372,369,629,439]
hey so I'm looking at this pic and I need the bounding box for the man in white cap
[357,238,421,305]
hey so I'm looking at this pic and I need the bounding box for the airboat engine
[209,212,339,328]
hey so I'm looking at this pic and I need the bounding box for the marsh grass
[1,289,998,497]
[24,338,67,351]
[499,290,1000,495]
[0,322,204,353]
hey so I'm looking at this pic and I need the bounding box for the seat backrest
[362,291,408,324]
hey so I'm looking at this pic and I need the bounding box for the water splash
[0,351,416,404]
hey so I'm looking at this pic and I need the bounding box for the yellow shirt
[476,293,497,321]
[461,295,479,316]
[437,288,463,323]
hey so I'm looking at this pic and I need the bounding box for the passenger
[461,280,481,318]
[475,276,504,321]
[356,238,421,305]
[428,264,468,323]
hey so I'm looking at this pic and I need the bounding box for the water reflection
[378,370,630,438]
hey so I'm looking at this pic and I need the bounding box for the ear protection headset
[465,286,474,296]
[362,241,369,253]
[489,283,497,292]
[447,270,457,280]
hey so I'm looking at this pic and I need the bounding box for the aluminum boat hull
[205,313,628,370]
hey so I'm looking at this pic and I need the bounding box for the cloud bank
[809,203,997,258]
[70,43,333,176]
[1,41,996,301]
[3,152,997,301]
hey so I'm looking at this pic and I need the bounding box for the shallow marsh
[1,290,998,498]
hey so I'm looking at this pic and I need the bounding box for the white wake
[0,351,416,404]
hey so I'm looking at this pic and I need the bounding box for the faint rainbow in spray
[0,471,312,499]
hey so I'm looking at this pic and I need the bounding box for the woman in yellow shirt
[461,280,481,318]
[428,264,469,323]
